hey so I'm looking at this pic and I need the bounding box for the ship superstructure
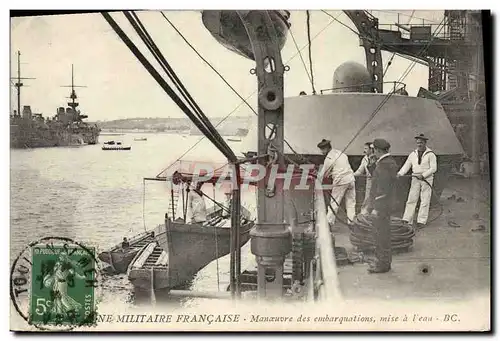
[10,53,100,148]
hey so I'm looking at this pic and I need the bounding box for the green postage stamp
[10,237,99,329]
[29,244,96,326]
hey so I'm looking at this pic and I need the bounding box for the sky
[10,10,444,122]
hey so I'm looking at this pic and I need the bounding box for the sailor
[397,133,438,229]
[354,142,377,214]
[222,191,232,218]
[316,139,356,228]
[121,237,130,250]
[187,182,208,224]
[366,138,398,273]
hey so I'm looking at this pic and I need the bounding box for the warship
[10,51,100,149]
[100,10,489,305]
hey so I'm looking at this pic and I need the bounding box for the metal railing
[308,180,342,303]
[377,23,477,41]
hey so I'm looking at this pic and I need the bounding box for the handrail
[312,179,342,302]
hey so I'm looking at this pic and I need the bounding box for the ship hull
[10,124,100,149]
[128,220,253,291]
[97,231,155,273]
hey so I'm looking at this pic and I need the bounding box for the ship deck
[241,176,490,301]
[334,176,490,300]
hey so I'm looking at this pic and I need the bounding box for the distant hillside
[92,116,252,136]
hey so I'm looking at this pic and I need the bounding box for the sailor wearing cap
[354,142,377,214]
[397,133,438,229]
[316,139,356,228]
[366,138,398,273]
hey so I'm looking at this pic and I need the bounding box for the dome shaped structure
[332,61,372,93]
[202,10,290,62]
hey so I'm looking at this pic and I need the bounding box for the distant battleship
[10,51,100,149]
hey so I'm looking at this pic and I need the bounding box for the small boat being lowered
[128,162,254,293]
[128,208,253,292]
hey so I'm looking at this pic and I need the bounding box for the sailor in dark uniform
[366,138,398,273]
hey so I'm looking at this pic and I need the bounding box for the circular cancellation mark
[10,236,101,331]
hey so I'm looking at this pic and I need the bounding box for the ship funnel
[332,61,372,93]
[22,105,32,120]
[201,10,290,61]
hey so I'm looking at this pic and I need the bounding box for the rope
[125,11,236,161]
[321,10,360,37]
[132,12,233,155]
[297,14,447,173]
[181,182,187,221]
[313,177,342,302]
[370,10,441,24]
[383,10,415,77]
[288,28,314,89]
[156,11,341,175]
[101,12,237,163]
[162,11,258,117]
[320,11,476,85]
[185,182,233,216]
[306,10,316,95]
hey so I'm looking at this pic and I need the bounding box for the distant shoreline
[100,129,248,137]
[90,116,251,137]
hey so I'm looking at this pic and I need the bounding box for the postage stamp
[10,237,100,330]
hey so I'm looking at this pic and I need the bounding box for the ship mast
[11,51,35,116]
[61,64,87,114]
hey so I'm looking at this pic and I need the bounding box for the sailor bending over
[316,139,356,228]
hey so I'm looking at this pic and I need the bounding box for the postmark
[10,236,101,331]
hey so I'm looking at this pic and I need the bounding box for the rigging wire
[306,10,316,95]
[130,11,225,145]
[276,16,448,226]
[370,10,442,24]
[321,10,359,37]
[161,12,255,119]
[320,10,482,86]
[316,14,447,163]
[137,10,444,226]
[102,12,237,162]
[396,17,447,83]
[288,28,314,90]
[157,10,341,170]
[126,11,235,160]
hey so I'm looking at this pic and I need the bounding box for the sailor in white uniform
[397,134,438,229]
[316,139,356,227]
[187,182,208,224]
[354,142,376,214]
